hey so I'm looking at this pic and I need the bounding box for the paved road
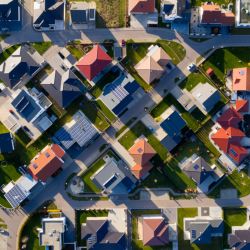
[2,9,250,250]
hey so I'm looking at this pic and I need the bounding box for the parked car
[187,63,196,72]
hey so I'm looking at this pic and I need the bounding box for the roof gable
[129,0,155,14]
[232,68,250,91]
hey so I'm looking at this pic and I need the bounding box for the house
[54,110,98,150]
[199,3,235,27]
[232,67,250,92]
[141,215,169,246]
[40,70,83,108]
[0,132,15,153]
[76,45,112,83]
[160,106,186,151]
[228,226,250,250]
[129,138,156,179]
[184,207,224,244]
[92,157,137,194]
[38,217,66,250]
[70,1,96,29]
[128,0,155,14]
[0,0,22,32]
[236,0,250,28]
[0,45,44,89]
[211,107,249,165]
[180,154,223,193]
[99,66,140,116]
[191,83,221,112]
[82,218,127,250]
[9,88,53,135]
[3,173,38,208]
[235,99,249,113]
[135,45,171,84]
[28,144,65,183]
[33,0,65,31]
[161,0,186,22]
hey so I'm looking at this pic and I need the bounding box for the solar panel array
[55,111,97,149]
[4,184,27,208]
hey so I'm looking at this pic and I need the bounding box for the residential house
[135,45,171,84]
[70,1,96,29]
[76,45,112,84]
[228,225,250,250]
[38,217,66,250]
[161,0,186,22]
[9,87,53,134]
[232,67,250,92]
[3,173,38,208]
[211,107,249,165]
[0,0,22,32]
[129,138,156,179]
[128,0,155,14]
[92,157,137,194]
[235,99,249,113]
[235,0,250,28]
[28,144,65,183]
[160,106,186,152]
[184,207,224,244]
[0,132,15,153]
[54,110,98,150]
[199,3,235,31]
[180,154,223,193]
[0,45,45,89]
[191,83,221,113]
[33,0,65,31]
[99,66,140,116]
[141,215,169,246]
[82,218,127,250]
[40,70,83,108]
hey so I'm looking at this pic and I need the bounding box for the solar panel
[191,230,196,239]
[193,164,200,171]
[4,184,28,208]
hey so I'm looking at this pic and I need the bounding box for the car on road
[187,63,196,72]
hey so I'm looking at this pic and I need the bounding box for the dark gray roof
[11,89,42,122]
[40,70,82,108]
[182,156,214,185]
[0,46,41,88]
[228,229,250,250]
[0,0,22,31]
[82,219,108,239]
[33,0,64,29]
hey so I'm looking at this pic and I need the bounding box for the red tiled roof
[131,162,153,179]
[232,68,250,91]
[212,127,247,164]
[201,3,235,25]
[129,0,155,14]
[206,68,214,76]
[76,45,112,80]
[235,99,249,113]
[217,107,242,128]
[28,144,65,182]
[142,217,169,246]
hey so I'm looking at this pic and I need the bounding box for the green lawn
[67,43,85,60]
[179,71,208,91]
[209,170,250,198]
[178,208,222,250]
[202,47,250,82]
[118,121,169,161]
[223,208,247,248]
[76,209,109,245]
[90,68,120,98]
[131,209,172,250]
[115,117,137,138]
[96,100,116,123]
[191,0,232,7]
[31,42,52,55]
[0,44,20,64]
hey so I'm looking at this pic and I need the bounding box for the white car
[187,63,196,72]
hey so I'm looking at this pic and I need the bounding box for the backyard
[223,207,247,248]
[202,47,250,82]
[70,0,126,28]
[31,42,52,55]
